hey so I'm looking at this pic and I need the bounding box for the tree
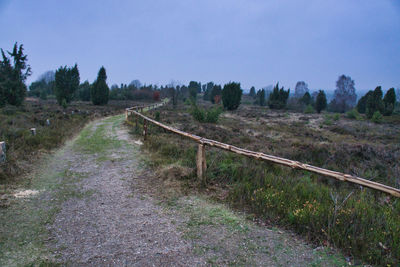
[383,88,396,116]
[300,92,312,106]
[91,66,109,105]
[210,84,222,104]
[315,90,327,113]
[188,81,200,102]
[78,80,91,101]
[356,91,373,114]
[222,82,242,110]
[249,86,256,97]
[203,82,214,101]
[54,64,80,106]
[330,75,357,113]
[0,42,31,107]
[294,81,309,98]
[366,86,384,118]
[255,89,266,106]
[268,83,290,109]
[129,79,142,88]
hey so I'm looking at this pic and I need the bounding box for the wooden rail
[126,101,400,198]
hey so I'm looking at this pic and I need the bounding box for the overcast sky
[1,0,399,92]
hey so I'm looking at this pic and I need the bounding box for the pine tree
[249,86,256,97]
[315,90,327,113]
[255,89,266,106]
[383,88,396,116]
[301,92,312,106]
[268,83,290,109]
[356,91,373,114]
[210,84,222,104]
[0,43,31,106]
[91,66,109,105]
[54,64,80,106]
[222,82,242,110]
[366,86,384,118]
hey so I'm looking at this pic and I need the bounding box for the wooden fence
[125,101,400,198]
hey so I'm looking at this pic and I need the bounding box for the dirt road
[0,114,345,266]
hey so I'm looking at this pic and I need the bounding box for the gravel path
[39,114,344,266]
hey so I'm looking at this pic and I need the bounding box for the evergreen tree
[315,90,327,113]
[210,84,222,104]
[91,66,109,105]
[203,82,214,101]
[301,92,312,106]
[54,64,80,106]
[0,42,31,107]
[249,86,256,97]
[366,86,384,118]
[78,80,91,101]
[255,89,266,106]
[356,91,373,114]
[383,88,396,116]
[222,82,242,110]
[268,83,290,109]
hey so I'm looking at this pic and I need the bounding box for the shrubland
[0,99,146,183]
[131,100,400,266]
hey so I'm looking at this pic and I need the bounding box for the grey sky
[1,0,399,92]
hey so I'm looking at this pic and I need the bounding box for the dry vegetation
[0,99,152,184]
[132,99,400,266]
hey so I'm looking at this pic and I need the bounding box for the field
[133,98,400,266]
[0,99,152,185]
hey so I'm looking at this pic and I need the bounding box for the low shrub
[345,109,360,120]
[304,104,314,114]
[371,111,383,123]
[191,105,222,123]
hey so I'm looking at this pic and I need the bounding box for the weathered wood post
[0,141,6,163]
[46,119,50,126]
[196,143,207,184]
[135,114,138,130]
[125,110,128,120]
[143,119,148,140]
[30,128,36,136]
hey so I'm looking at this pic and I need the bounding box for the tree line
[1,42,398,117]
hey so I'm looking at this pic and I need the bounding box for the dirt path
[0,114,346,266]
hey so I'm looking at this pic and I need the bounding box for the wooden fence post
[196,143,207,184]
[30,128,36,136]
[0,141,6,163]
[135,114,138,130]
[143,119,148,140]
[125,110,128,120]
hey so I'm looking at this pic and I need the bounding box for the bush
[304,104,314,114]
[191,105,222,123]
[154,111,160,121]
[371,111,383,123]
[222,82,242,110]
[346,109,360,119]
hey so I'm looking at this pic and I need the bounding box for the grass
[0,111,136,266]
[0,147,92,266]
[135,102,400,266]
[0,99,145,183]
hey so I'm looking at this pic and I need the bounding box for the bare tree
[330,75,357,112]
[294,81,309,98]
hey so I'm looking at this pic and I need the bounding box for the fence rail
[125,101,400,198]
